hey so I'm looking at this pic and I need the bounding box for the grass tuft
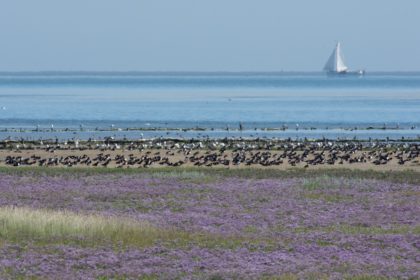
[0,207,263,250]
[0,206,175,247]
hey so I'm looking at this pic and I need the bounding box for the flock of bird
[1,139,419,168]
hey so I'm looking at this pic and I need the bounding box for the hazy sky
[1,0,419,71]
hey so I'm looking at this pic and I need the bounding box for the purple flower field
[0,170,419,279]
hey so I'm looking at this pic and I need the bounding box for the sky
[0,0,419,72]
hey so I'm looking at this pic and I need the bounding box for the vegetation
[0,207,163,247]
[0,166,419,184]
[0,168,418,278]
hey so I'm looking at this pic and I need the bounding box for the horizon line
[0,70,419,75]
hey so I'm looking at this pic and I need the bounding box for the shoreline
[0,124,417,132]
[0,126,419,143]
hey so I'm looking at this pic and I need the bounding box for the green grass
[0,207,268,250]
[293,224,420,235]
[300,177,341,190]
[302,192,354,203]
[0,206,168,247]
[331,224,420,235]
[0,166,419,184]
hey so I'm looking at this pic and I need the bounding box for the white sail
[323,42,348,73]
[335,43,348,72]
[323,51,337,72]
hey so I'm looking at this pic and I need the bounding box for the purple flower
[0,172,418,279]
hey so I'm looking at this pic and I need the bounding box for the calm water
[0,72,419,140]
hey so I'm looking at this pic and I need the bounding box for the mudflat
[0,139,419,171]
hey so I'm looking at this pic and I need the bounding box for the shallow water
[0,72,419,140]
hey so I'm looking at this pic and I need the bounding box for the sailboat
[323,42,365,76]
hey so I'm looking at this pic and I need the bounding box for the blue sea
[0,72,419,140]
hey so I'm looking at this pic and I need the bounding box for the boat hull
[326,70,365,77]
